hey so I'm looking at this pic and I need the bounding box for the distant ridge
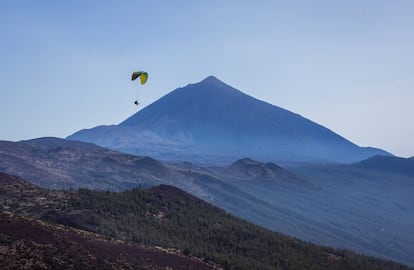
[0,137,204,192]
[68,76,390,164]
[354,155,414,177]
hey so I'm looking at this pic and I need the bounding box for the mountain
[0,137,213,198]
[1,172,411,270]
[67,76,390,164]
[222,158,295,180]
[1,137,413,266]
[354,155,414,177]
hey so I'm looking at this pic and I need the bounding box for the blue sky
[1,0,413,157]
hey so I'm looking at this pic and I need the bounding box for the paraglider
[131,71,148,84]
[131,71,148,106]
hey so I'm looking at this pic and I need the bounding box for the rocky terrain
[0,213,215,270]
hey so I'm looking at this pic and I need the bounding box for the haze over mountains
[2,76,412,268]
[354,155,414,177]
[68,76,390,164]
[1,137,413,266]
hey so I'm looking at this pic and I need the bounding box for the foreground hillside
[0,213,214,270]
[1,172,411,270]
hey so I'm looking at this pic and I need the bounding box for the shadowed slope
[1,172,411,270]
[354,155,414,177]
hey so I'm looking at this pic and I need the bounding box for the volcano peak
[67,76,390,164]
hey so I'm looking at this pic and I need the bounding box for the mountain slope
[1,172,411,270]
[0,214,214,270]
[67,76,389,164]
[222,158,295,180]
[354,155,414,177]
[0,137,212,198]
[0,175,216,270]
[1,137,412,266]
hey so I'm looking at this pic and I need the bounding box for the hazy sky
[1,1,413,157]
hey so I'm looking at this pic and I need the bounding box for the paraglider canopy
[131,71,148,85]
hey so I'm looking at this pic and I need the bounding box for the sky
[1,0,413,157]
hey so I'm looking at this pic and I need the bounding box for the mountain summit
[68,76,389,164]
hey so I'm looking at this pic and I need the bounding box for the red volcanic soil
[0,213,215,270]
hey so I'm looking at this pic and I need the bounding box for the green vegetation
[66,186,409,270]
